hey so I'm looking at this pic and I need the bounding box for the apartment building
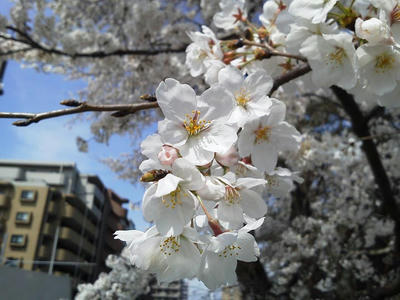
[0,160,131,287]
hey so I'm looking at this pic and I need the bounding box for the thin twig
[0,100,159,126]
[242,40,307,62]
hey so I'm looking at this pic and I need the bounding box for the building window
[20,190,36,203]
[15,212,32,225]
[10,234,27,247]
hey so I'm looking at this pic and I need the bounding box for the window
[15,212,32,225]
[20,190,36,203]
[10,234,27,247]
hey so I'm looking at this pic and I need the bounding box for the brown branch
[3,26,187,58]
[331,86,400,252]
[0,100,159,126]
[269,64,312,96]
[242,40,307,62]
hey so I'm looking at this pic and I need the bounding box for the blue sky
[0,0,150,230]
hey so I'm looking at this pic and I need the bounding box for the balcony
[0,193,9,207]
[59,227,95,257]
[25,171,65,186]
[63,202,97,236]
[109,198,127,218]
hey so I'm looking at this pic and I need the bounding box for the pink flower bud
[215,146,240,167]
[158,145,179,166]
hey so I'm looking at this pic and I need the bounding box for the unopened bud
[223,51,236,64]
[254,48,270,60]
[140,169,170,182]
[140,94,157,102]
[257,26,268,40]
[158,145,179,166]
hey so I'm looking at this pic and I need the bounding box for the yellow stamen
[254,126,271,144]
[183,110,211,136]
[235,88,251,108]
[375,52,395,73]
[328,47,346,66]
[224,185,240,205]
[161,186,183,209]
[218,244,241,258]
[160,236,181,256]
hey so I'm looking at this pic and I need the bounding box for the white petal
[172,158,205,190]
[252,142,278,173]
[158,119,188,147]
[156,78,197,123]
[236,231,259,262]
[155,174,183,197]
[198,85,234,121]
[239,189,268,219]
[218,65,244,93]
[198,124,237,153]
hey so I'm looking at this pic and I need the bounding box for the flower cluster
[115,73,301,288]
[185,0,400,108]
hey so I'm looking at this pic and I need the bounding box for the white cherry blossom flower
[218,65,273,128]
[139,133,170,173]
[299,32,357,89]
[288,0,338,24]
[355,17,391,45]
[156,78,236,165]
[260,0,294,34]
[216,172,267,229]
[114,226,202,283]
[198,218,264,289]
[213,0,247,30]
[186,26,223,78]
[142,158,204,236]
[238,100,301,173]
[356,45,400,96]
[266,167,304,198]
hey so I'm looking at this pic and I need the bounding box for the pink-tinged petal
[236,231,259,262]
[158,120,188,147]
[239,189,268,219]
[172,158,205,190]
[156,78,197,123]
[198,85,235,121]
[155,174,183,197]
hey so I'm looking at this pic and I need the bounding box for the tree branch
[0,100,159,126]
[2,26,187,58]
[331,86,400,252]
[268,64,312,96]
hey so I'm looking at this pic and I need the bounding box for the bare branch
[2,26,187,58]
[0,100,159,126]
[269,64,312,96]
[242,40,307,62]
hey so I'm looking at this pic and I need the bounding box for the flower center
[375,52,395,73]
[183,110,211,136]
[391,5,400,24]
[224,185,240,205]
[235,88,251,108]
[162,186,184,209]
[254,126,271,144]
[328,47,346,66]
[266,175,279,187]
[218,244,241,258]
[160,236,181,256]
